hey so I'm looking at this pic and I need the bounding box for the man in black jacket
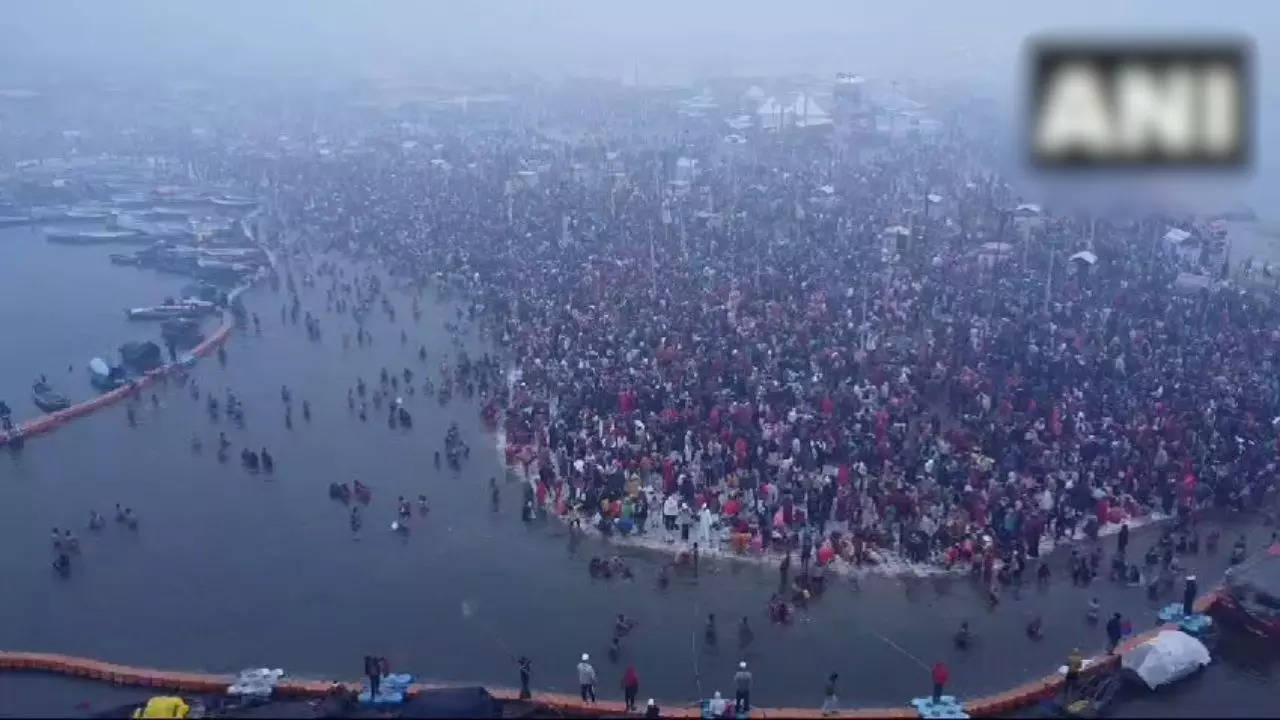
[1105,613,1123,654]
[363,655,381,698]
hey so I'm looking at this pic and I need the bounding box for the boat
[32,381,70,412]
[208,195,257,209]
[119,341,163,373]
[126,299,218,320]
[46,229,145,245]
[1212,543,1280,639]
[139,207,189,221]
[110,193,154,209]
[0,215,33,227]
[110,253,142,266]
[160,318,204,348]
[88,357,125,390]
[62,208,115,222]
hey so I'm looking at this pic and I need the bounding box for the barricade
[0,308,240,447]
[0,591,1224,718]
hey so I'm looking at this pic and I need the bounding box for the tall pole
[649,220,657,299]
[1044,227,1054,313]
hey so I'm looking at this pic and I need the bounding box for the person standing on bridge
[931,661,949,704]
[516,656,532,699]
[1064,648,1083,701]
[1183,575,1198,617]
[821,672,839,716]
[363,655,380,699]
[1106,613,1123,654]
[734,661,752,712]
[577,653,596,703]
[622,665,640,711]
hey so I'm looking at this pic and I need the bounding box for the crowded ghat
[229,87,1279,592]
[8,77,1280,716]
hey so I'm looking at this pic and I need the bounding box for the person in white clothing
[662,494,679,542]
[707,690,728,716]
[699,504,713,546]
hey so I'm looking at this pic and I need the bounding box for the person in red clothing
[932,661,949,703]
[622,665,640,711]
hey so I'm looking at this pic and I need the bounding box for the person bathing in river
[614,614,637,639]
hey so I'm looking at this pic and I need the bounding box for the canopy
[757,94,833,130]
[1069,250,1098,265]
[1121,630,1210,690]
[1172,272,1213,294]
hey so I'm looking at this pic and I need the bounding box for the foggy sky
[3,0,1272,89]
[3,0,1277,209]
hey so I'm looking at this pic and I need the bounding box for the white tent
[1173,272,1214,294]
[1069,250,1098,265]
[1163,228,1193,245]
[1121,630,1210,690]
[757,94,833,130]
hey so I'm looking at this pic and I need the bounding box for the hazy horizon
[2,0,1277,213]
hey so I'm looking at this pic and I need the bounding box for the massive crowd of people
[191,88,1280,590]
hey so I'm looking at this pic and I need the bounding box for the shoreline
[498,425,1174,580]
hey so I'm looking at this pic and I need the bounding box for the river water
[0,224,1276,712]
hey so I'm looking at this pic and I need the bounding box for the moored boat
[1211,543,1280,640]
[139,207,189,221]
[160,318,205,348]
[110,193,153,209]
[62,207,115,222]
[126,299,218,320]
[88,357,125,390]
[208,195,257,209]
[0,215,33,227]
[32,381,70,412]
[46,229,145,245]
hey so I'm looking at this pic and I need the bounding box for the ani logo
[1028,37,1250,169]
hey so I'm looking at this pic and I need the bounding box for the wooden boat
[32,381,70,412]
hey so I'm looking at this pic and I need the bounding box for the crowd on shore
[178,89,1280,590]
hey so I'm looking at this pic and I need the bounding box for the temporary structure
[1121,630,1210,690]
[757,94,833,131]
